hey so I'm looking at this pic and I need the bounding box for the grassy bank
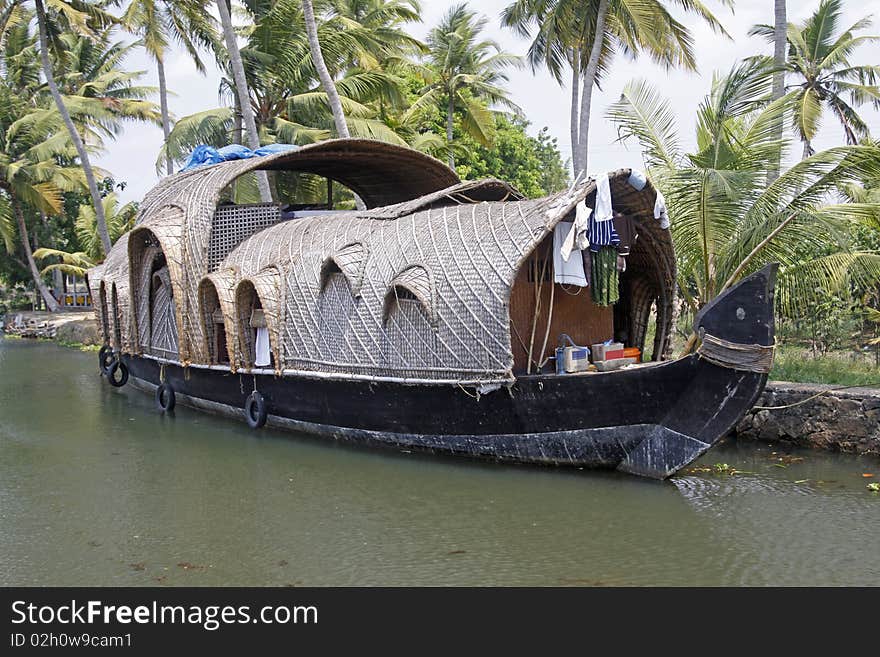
[770,346,879,387]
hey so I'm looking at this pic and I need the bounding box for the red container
[604,349,626,360]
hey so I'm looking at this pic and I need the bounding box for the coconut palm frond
[33,246,96,278]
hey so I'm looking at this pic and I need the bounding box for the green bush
[0,282,33,317]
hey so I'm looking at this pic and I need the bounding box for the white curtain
[254,326,271,367]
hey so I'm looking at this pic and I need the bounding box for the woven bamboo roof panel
[86,138,675,384]
[210,168,673,382]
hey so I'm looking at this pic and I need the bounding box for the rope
[697,332,776,373]
[753,384,868,410]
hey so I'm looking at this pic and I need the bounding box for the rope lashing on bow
[697,333,776,373]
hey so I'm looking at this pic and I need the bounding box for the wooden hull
[124,353,766,479]
[114,265,777,479]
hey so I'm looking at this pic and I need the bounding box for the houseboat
[87,139,776,479]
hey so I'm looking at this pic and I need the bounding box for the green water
[1,337,878,586]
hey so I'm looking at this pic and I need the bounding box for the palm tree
[73,192,138,261]
[751,0,880,158]
[51,31,162,139]
[502,0,732,176]
[0,26,87,311]
[33,191,137,277]
[214,0,271,202]
[246,0,421,139]
[121,0,218,176]
[767,0,787,183]
[606,58,880,350]
[301,0,350,138]
[159,0,426,172]
[330,0,423,60]
[31,0,115,255]
[407,3,519,171]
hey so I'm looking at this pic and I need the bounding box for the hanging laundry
[654,189,670,229]
[560,199,591,262]
[625,169,671,230]
[591,172,613,223]
[590,247,619,306]
[627,169,648,191]
[586,171,620,252]
[612,212,638,256]
[553,222,588,286]
[580,249,592,287]
[254,326,271,367]
[588,211,620,252]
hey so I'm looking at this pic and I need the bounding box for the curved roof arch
[136,139,460,221]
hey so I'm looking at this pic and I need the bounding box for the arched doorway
[129,229,180,360]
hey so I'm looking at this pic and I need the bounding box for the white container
[560,346,591,373]
[591,342,623,362]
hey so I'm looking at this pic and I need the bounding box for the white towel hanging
[553,222,588,287]
[560,200,591,262]
[590,172,613,223]
[254,326,271,367]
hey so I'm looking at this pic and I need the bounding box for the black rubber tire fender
[98,344,114,375]
[245,390,268,429]
[107,359,129,387]
[155,382,176,413]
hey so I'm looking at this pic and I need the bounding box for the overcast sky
[96,0,880,203]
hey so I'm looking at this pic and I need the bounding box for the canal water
[1,337,878,586]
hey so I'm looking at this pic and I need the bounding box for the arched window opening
[99,282,110,344]
[236,281,273,370]
[381,281,438,375]
[110,283,123,350]
[382,266,435,326]
[147,256,178,360]
[199,280,230,365]
[319,243,368,297]
[130,228,179,360]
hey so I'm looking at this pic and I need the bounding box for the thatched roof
[136,139,460,222]
[87,138,675,384]
[208,169,673,381]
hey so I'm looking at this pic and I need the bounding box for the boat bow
[617,264,777,478]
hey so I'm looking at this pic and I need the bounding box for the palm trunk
[215,0,272,203]
[302,0,350,139]
[157,55,174,176]
[233,93,243,145]
[446,95,455,171]
[34,0,112,256]
[13,200,59,312]
[767,0,787,183]
[576,0,608,178]
[570,49,580,175]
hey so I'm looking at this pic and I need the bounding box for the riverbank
[770,345,879,387]
[734,382,880,457]
[0,310,100,347]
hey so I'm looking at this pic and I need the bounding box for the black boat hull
[123,354,765,479]
[117,264,777,479]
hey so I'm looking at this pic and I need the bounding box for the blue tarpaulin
[180,143,299,172]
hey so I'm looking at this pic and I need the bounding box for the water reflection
[1,338,878,586]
